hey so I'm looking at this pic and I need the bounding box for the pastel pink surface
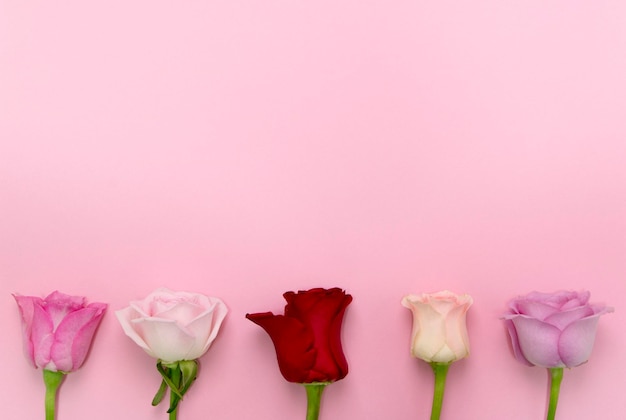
[1,0,625,419]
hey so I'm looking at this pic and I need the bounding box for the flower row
[13,288,612,420]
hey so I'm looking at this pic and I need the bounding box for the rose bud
[246,287,352,420]
[14,291,107,372]
[402,290,472,364]
[402,290,473,420]
[246,287,352,383]
[14,291,107,420]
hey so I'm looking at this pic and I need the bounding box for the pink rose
[116,288,228,417]
[402,290,472,363]
[503,290,613,368]
[13,291,107,372]
[115,288,228,363]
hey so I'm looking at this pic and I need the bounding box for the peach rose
[401,290,472,363]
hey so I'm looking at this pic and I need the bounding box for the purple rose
[503,290,612,368]
[14,291,107,372]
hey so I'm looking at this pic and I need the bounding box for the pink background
[1,0,625,419]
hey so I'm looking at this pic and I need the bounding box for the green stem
[43,370,65,420]
[430,363,450,420]
[547,368,564,420]
[304,383,328,420]
[169,366,181,420]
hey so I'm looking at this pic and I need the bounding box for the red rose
[246,288,352,383]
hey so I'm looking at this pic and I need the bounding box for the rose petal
[510,316,563,368]
[13,295,39,367]
[157,300,206,322]
[558,315,601,367]
[522,291,585,309]
[427,291,471,308]
[50,304,106,371]
[136,288,178,315]
[147,289,205,316]
[560,291,590,310]
[514,300,559,320]
[128,301,151,318]
[442,303,471,360]
[115,306,153,354]
[403,298,447,362]
[544,306,594,330]
[302,291,350,382]
[182,311,215,360]
[433,345,458,363]
[131,317,196,363]
[31,302,55,369]
[246,312,316,383]
[45,291,86,307]
[44,291,86,330]
[504,319,534,366]
[327,293,352,381]
[284,288,328,319]
[193,298,228,358]
[68,303,106,370]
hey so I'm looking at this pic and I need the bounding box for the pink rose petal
[50,304,106,371]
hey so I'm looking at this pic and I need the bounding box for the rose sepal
[151,378,169,406]
[153,359,199,419]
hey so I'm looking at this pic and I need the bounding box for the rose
[116,288,228,419]
[115,288,228,364]
[402,290,472,420]
[503,290,613,420]
[13,291,107,372]
[401,290,473,363]
[13,291,107,420]
[246,287,352,420]
[503,290,613,368]
[246,287,352,384]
